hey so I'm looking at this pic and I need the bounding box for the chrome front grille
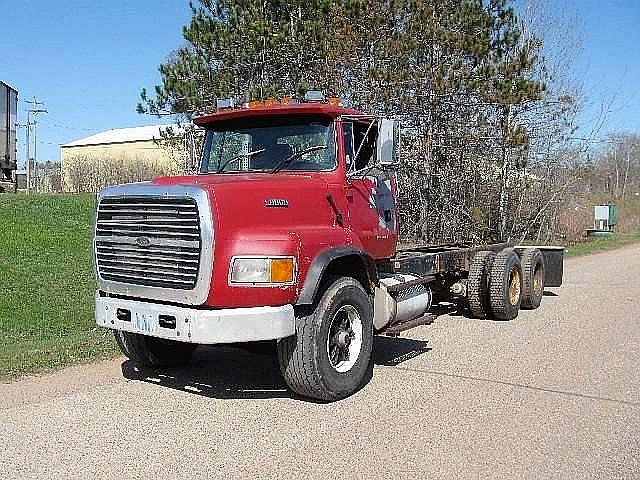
[95,196,201,290]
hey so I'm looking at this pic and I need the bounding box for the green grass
[0,194,118,380]
[564,232,640,257]
[0,193,637,380]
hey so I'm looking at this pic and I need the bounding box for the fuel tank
[376,274,432,329]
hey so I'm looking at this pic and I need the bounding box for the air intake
[95,196,201,290]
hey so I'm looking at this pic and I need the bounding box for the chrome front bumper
[95,293,295,344]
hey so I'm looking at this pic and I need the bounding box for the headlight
[230,257,295,284]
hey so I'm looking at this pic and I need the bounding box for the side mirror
[377,119,400,166]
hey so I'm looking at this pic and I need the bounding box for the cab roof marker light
[247,100,263,108]
[304,90,325,103]
[216,98,235,110]
[263,98,278,107]
[279,97,299,105]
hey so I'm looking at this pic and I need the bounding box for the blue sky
[3,0,192,165]
[2,0,640,164]
[575,0,640,136]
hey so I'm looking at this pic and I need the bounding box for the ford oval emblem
[136,236,151,247]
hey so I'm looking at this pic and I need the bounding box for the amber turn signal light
[270,258,295,283]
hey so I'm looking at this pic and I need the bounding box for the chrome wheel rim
[327,305,363,373]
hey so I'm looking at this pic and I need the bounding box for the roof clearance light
[216,98,235,110]
[327,97,341,106]
[279,97,294,105]
[304,90,325,103]
[248,100,263,108]
[263,98,278,107]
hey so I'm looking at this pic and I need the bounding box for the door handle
[326,194,344,226]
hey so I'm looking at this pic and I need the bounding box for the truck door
[342,119,398,259]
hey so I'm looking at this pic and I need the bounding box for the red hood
[154,172,339,308]
[153,172,334,236]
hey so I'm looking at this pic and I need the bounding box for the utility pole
[21,114,32,194]
[25,97,47,194]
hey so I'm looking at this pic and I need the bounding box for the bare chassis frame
[388,242,512,278]
[377,242,564,336]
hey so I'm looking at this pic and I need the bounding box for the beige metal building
[61,124,183,192]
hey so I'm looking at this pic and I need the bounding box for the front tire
[114,330,197,368]
[277,276,374,401]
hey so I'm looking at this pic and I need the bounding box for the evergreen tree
[139,0,551,243]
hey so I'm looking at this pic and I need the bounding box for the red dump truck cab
[94,94,562,401]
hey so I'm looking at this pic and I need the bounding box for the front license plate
[134,312,156,334]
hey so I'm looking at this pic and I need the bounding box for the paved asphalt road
[2,245,639,479]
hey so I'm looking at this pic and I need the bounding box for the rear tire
[114,330,197,368]
[489,249,523,320]
[520,248,545,309]
[467,251,496,318]
[277,276,374,401]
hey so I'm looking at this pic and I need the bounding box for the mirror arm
[346,162,395,179]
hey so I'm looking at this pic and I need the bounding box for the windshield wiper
[270,145,327,174]
[216,148,266,173]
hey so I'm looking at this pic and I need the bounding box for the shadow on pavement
[121,344,291,400]
[118,294,552,400]
[120,336,435,400]
[430,299,466,317]
[373,336,432,366]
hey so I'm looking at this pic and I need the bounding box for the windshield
[200,115,336,173]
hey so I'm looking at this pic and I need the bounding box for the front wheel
[114,330,198,368]
[277,276,374,401]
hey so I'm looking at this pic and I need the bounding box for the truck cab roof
[193,103,365,126]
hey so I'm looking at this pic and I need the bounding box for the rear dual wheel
[467,251,496,318]
[489,249,523,320]
[468,248,544,320]
[520,248,545,309]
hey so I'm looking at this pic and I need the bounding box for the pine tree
[139,0,549,243]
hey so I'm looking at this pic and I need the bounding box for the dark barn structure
[0,81,18,185]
